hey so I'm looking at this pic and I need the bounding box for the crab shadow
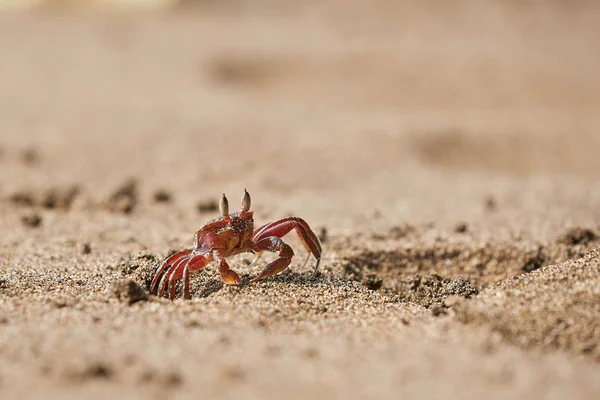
[186,270,347,299]
[241,269,351,290]
[252,271,321,285]
[195,278,225,298]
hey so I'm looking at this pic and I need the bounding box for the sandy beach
[1,1,600,399]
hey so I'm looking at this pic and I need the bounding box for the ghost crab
[150,190,322,300]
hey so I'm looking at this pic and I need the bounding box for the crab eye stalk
[242,189,251,212]
[219,193,229,216]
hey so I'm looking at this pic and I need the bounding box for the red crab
[150,190,322,300]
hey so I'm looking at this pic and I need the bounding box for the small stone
[197,198,218,213]
[107,179,138,214]
[164,371,183,387]
[21,147,40,165]
[522,249,546,273]
[112,279,148,304]
[389,224,414,239]
[362,274,383,291]
[42,186,80,210]
[557,227,598,246]
[484,196,496,211]
[81,243,92,255]
[431,304,448,317]
[79,363,113,380]
[21,213,42,228]
[153,190,171,203]
[318,227,328,243]
[9,192,35,207]
[454,223,468,233]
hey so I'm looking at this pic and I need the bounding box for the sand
[1,1,600,399]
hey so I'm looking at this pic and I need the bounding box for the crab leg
[168,263,181,300]
[213,251,241,285]
[157,256,189,298]
[158,254,211,299]
[182,263,190,299]
[180,254,210,299]
[248,251,264,267]
[253,217,322,274]
[150,249,192,294]
[250,237,295,282]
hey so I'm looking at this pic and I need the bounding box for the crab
[150,190,322,300]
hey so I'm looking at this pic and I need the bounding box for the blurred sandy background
[1,1,599,399]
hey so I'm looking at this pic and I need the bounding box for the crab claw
[216,256,241,285]
[221,270,241,285]
[252,217,322,274]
